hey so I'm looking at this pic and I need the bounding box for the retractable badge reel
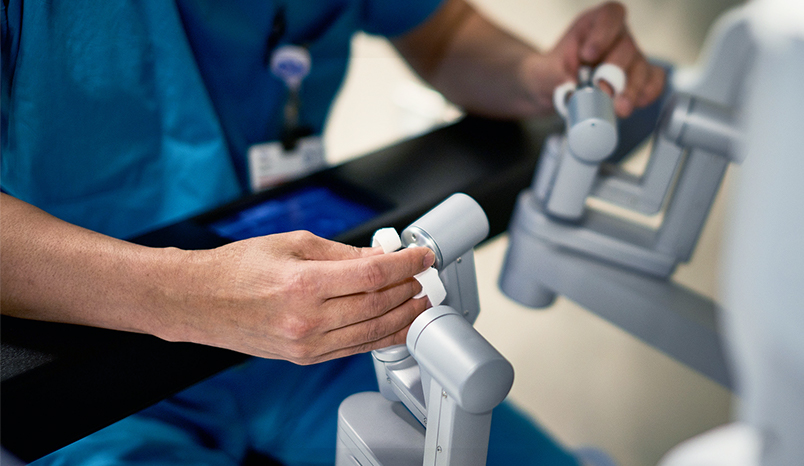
[248,39,327,192]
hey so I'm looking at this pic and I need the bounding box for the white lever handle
[592,63,626,95]
[553,81,577,118]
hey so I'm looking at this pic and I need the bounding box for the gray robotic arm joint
[541,66,624,220]
[407,306,514,415]
[338,194,512,466]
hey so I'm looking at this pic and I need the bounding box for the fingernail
[423,249,435,268]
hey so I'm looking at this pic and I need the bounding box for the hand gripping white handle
[371,228,446,306]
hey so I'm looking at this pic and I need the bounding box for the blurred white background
[324,1,744,464]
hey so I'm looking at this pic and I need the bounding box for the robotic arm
[501,1,804,464]
[539,64,624,220]
[337,194,514,466]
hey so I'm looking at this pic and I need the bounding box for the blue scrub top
[1,0,442,239]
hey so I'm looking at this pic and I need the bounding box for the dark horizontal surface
[1,116,556,462]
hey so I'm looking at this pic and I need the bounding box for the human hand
[160,231,435,365]
[524,2,665,118]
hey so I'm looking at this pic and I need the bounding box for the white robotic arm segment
[407,306,514,415]
[541,65,624,220]
[661,93,741,161]
[566,86,618,162]
[339,194,512,466]
[559,63,623,164]
[407,306,514,466]
[400,193,489,271]
[503,3,804,464]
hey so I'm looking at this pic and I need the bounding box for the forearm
[396,1,665,120]
[394,0,553,119]
[0,193,435,364]
[0,193,201,338]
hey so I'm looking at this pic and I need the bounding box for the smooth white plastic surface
[371,227,402,253]
[553,64,625,119]
[592,63,626,95]
[413,267,446,306]
[553,81,577,118]
[406,306,514,414]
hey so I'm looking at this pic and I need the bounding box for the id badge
[247,136,326,192]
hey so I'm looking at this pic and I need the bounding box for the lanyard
[265,6,313,151]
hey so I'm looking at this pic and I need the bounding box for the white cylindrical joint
[663,94,739,158]
[407,306,514,414]
[566,87,618,163]
[401,193,489,270]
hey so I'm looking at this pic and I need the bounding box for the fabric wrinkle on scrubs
[2,1,580,465]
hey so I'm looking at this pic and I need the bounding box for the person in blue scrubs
[1,0,665,464]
